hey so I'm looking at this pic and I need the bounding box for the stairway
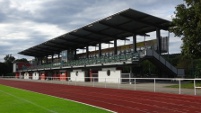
[140,49,185,77]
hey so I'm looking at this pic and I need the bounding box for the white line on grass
[0,89,57,113]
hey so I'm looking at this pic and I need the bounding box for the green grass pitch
[0,85,111,113]
[166,82,201,89]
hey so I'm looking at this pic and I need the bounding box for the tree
[15,58,28,62]
[171,0,201,58]
[4,54,15,74]
[4,54,15,64]
[0,62,7,76]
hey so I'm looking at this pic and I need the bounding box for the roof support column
[51,54,54,63]
[86,46,89,58]
[35,57,39,65]
[114,39,117,55]
[129,66,133,83]
[58,54,59,58]
[133,34,137,52]
[156,28,161,54]
[99,43,102,57]
[46,56,48,64]
[58,53,60,62]
[74,49,77,60]
[40,57,42,65]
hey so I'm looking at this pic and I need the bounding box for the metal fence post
[67,77,69,85]
[194,79,196,95]
[154,78,156,92]
[93,77,94,87]
[105,78,106,88]
[179,79,181,94]
[118,78,120,89]
[134,79,136,90]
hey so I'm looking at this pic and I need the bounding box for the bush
[5,73,15,76]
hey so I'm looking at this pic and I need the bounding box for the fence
[1,76,201,96]
[21,52,139,71]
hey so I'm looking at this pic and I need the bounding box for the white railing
[145,49,176,73]
[1,76,201,96]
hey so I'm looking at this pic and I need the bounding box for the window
[107,70,110,76]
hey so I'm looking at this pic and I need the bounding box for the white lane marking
[0,89,57,113]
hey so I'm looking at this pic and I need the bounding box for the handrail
[1,76,201,95]
[18,49,184,78]
[20,51,140,71]
[144,49,184,76]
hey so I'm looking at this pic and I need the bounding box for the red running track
[1,79,201,113]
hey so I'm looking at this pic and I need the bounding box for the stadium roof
[19,8,171,57]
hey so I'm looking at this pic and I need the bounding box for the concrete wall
[70,70,85,82]
[19,72,23,79]
[15,72,19,78]
[60,70,67,81]
[24,72,29,79]
[98,68,121,83]
[102,68,116,71]
[13,63,16,72]
[40,72,46,80]
[32,72,39,80]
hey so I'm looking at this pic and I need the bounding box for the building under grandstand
[13,8,184,83]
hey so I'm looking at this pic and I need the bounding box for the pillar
[99,43,102,57]
[156,28,162,77]
[129,66,133,84]
[89,69,93,82]
[51,54,54,63]
[29,72,32,79]
[46,56,48,64]
[86,46,89,58]
[40,57,42,65]
[56,71,60,80]
[35,57,39,65]
[114,39,117,55]
[74,49,77,59]
[58,53,60,59]
[53,71,57,80]
[133,34,137,52]
[156,28,161,54]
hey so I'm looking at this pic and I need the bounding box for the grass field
[166,82,201,89]
[0,85,111,113]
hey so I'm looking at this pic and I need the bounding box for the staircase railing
[143,49,184,76]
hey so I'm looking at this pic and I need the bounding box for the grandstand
[14,8,184,83]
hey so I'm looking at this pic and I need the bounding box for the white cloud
[0,23,29,40]
[0,0,184,62]
[0,41,11,46]
[0,21,66,41]
[73,1,129,20]
[22,21,67,40]
[0,20,67,62]
[9,0,48,14]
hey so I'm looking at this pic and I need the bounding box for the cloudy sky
[0,0,184,61]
